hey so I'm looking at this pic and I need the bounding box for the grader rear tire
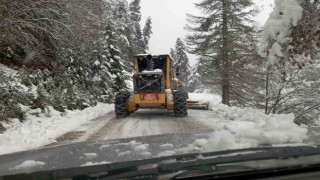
[173,91,188,117]
[115,92,130,118]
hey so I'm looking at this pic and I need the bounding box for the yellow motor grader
[115,54,207,118]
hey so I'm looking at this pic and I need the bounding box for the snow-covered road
[50,105,310,153]
[53,109,224,145]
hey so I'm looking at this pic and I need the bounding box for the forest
[0,0,152,126]
[0,0,319,128]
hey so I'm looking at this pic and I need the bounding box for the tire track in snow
[91,109,214,140]
[87,117,126,141]
[48,112,115,146]
[51,109,222,145]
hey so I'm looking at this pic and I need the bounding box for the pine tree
[129,0,145,53]
[96,3,128,95]
[104,21,127,92]
[109,0,153,72]
[109,0,132,71]
[187,62,203,92]
[143,17,153,50]
[172,38,191,88]
[170,48,176,59]
[129,0,141,22]
[186,0,258,106]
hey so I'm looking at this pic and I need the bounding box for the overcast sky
[140,0,274,66]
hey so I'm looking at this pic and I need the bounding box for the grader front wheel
[115,92,130,118]
[173,91,188,117]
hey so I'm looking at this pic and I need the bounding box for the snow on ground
[194,104,309,152]
[0,92,310,156]
[0,103,114,155]
[87,93,308,151]
[92,102,308,154]
[143,103,309,156]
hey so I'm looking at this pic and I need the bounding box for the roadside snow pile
[0,103,113,155]
[201,104,308,151]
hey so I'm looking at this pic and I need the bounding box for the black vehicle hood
[1,127,320,177]
[0,130,212,176]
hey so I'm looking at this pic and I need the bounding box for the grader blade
[187,100,209,110]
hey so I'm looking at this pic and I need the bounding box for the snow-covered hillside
[0,103,114,155]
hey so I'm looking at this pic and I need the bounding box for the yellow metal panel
[134,56,139,73]
[167,104,174,110]
[128,101,137,112]
[166,55,171,89]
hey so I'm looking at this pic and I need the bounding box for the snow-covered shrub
[259,0,320,125]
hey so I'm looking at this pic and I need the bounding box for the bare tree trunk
[272,86,284,114]
[265,65,271,114]
[221,0,230,106]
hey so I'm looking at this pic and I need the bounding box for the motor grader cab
[115,54,188,118]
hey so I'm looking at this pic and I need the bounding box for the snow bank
[0,103,114,155]
[198,104,309,151]
[170,103,309,154]
[259,0,303,64]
